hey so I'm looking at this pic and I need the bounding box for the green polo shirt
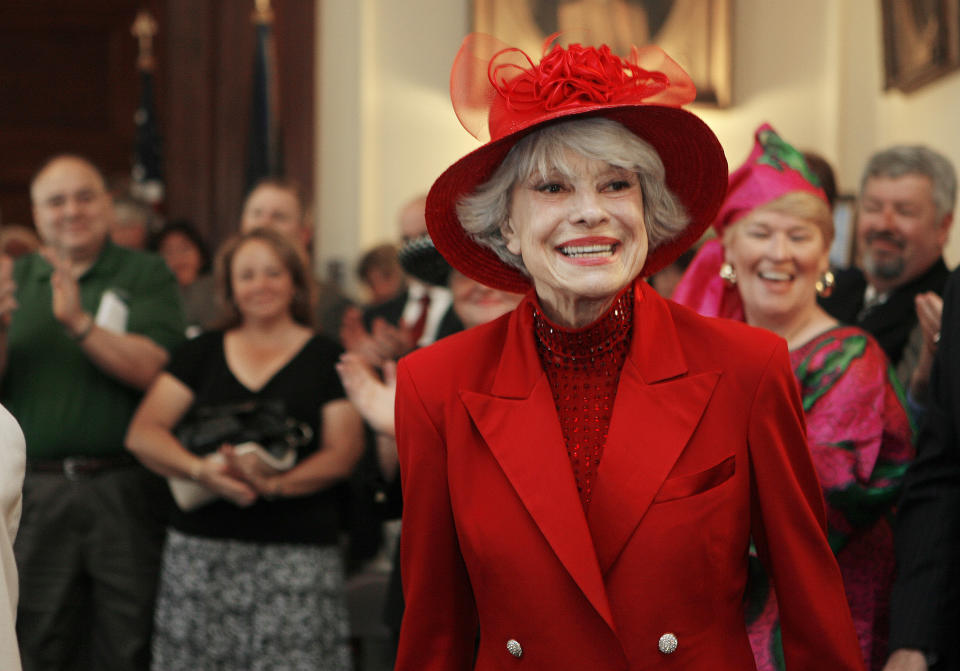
[1,241,185,459]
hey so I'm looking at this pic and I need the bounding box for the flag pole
[130,9,165,207]
[246,0,283,190]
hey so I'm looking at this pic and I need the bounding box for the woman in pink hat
[674,125,913,671]
[394,35,865,670]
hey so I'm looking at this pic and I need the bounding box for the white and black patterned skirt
[152,529,353,671]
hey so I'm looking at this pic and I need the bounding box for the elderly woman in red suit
[394,34,865,671]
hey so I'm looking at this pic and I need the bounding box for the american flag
[131,10,164,206]
[245,1,283,190]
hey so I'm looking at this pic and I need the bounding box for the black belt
[28,455,137,480]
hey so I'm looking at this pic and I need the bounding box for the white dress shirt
[401,281,453,347]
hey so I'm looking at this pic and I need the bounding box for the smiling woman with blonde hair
[674,124,914,670]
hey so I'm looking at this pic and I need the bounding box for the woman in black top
[126,227,364,670]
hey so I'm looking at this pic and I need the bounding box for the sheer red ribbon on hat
[451,33,697,143]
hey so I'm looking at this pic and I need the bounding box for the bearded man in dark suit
[820,146,954,395]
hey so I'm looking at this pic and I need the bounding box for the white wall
[315,0,369,284]
[838,1,960,265]
[315,0,960,293]
[316,0,476,293]
[369,1,479,240]
[697,0,839,177]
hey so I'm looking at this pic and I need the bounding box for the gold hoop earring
[816,270,835,297]
[719,262,737,286]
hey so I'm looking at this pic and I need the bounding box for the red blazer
[395,281,864,671]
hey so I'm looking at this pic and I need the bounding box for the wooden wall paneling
[274,0,315,209]
[162,0,217,244]
[0,1,315,255]
[210,0,255,247]
[162,0,315,253]
[0,2,150,229]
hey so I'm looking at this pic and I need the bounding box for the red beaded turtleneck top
[533,286,633,508]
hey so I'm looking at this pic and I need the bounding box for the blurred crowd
[0,130,957,671]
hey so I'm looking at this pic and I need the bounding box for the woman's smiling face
[724,208,830,323]
[230,239,296,323]
[503,149,648,326]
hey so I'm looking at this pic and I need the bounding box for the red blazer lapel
[588,284,721,574]
[460,299,617,632]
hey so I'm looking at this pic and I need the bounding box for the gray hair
[456,117,689,274]
[113,196,153,228]
[860,145,957,221]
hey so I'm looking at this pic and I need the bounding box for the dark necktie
[408,292,432,344]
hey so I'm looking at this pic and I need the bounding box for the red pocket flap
[654,455,736,504]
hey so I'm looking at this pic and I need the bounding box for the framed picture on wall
[471,0,732,107]
[881,0,960,92]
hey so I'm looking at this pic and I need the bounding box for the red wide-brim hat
[426,33,729,294]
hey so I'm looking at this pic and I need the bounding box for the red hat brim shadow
[426,103,728,294]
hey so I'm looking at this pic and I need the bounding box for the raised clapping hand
[41,246,90,335]
[910,291,945,401]
[371,317,417,360]
[339,306,417,366]
[915,291,944,351]
[883,649,928,671]
[335,351,397,436]
[339,306,385,366]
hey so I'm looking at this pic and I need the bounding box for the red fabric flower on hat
[491,38,670,114]
[451,33,696,143]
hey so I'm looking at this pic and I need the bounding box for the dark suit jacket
[890,268,960,670]
[394,281,864,670]
[819,259,950,367]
